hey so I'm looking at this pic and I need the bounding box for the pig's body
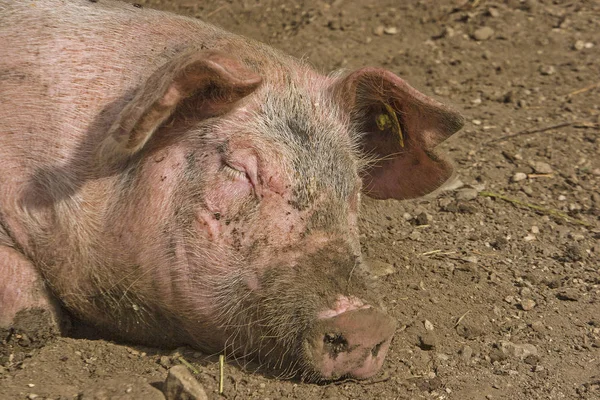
[0,0,463,380]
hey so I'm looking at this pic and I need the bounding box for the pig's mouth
[301,296,396,380]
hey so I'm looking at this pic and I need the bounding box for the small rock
[524,354,540,366]
[366,259,396,278]
[27,395,38,400]
[531,226,540,234]
[520,287,532,297]
[383,26,398,35]
[472,26,494,41]
[556,289,580,301]
[530,161,553,174]
[373,25,385,36]
[539,65,556,76]
[424,320,435,331]
[414,212,430,226]
[419,332,437,350]
[574,40,585,50]
[158,355,172,369]
[558,194,567,201]
[520,299,536,311]
[512,172,527,182]
[402,212,412,221]
[455,188,479,201]
[409,230,422,241]
[164,365,208,400]
[530,321,545,332]
[499,341,538,360]
[459,345,473,362]
[488,7,500,17]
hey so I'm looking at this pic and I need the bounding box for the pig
[0,0,463,380]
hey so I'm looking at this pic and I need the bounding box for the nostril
[371,340,385,357]
[323,332,349,356]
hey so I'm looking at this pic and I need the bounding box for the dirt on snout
[2,1,599,399]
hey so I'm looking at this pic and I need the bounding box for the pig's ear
[101,50,262,159]
[333,67,464,200]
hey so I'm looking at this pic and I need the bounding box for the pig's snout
[305,306,396,380]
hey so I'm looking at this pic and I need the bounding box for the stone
[366,259,396,278]
[512,172,527,182]
[163,365,208,400]
[456,188,479,201]
[529,161,553,174]
[499,341,538,360]
[473,26,494,41]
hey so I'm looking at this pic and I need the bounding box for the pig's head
[90,49,463,381]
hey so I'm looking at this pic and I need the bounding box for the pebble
[456,188,479,201]
[27,395,38,400]
[520,299,536,311]
[158,355,172,369]
[512,172,527,182]
[419,332,437,350]
[424,320,435,331]
[384,26,398,35]
[373,25,385,36]
[531,226,540,234]
[488,7,500,18]
[556,289,580,301]
[520,287,532,297]
[531,321,545,332]
[414,212,430,226]
[499,341,538,359]
[558,195,566,201]
[574,40,585,51]
[366,259,396,278]
[539,65,556,76]
[163,365,208,400]
[530,161,553,174]
[473,26,494,41]
[460,345,473,361]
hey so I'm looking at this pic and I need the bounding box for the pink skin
[318,295,371,319]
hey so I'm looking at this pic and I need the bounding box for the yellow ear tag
[375,103,404,148]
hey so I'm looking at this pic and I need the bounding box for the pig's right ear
[100,50,262,160]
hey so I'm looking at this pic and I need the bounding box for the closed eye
[223,163,248,182]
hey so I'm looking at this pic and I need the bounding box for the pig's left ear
[332,68,464,200]
[101,50,262,160]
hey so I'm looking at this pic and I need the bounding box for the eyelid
[223,163,248,182]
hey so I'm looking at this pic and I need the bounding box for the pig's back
[0,0,249,171]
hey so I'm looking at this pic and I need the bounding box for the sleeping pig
[0,0,463,380]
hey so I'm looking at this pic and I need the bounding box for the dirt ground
[2,0,599,399]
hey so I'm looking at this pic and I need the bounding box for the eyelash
[223,164,248,182]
